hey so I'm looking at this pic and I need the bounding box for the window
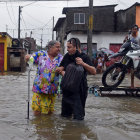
[74,13,85,24]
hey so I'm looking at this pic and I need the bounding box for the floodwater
[0,70,140,140]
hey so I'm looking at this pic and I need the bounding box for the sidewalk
[87,73,140,87]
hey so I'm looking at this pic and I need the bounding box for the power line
[23,10,46,24]
[33,33,52,35]
[16,17,53,31]
[5,2,17,27]
[14,12,53,30]
[8,27,52,31]
[40,17,53,29]
[21,13,27,29]
[22,1,38,7]
[9,0,17,24]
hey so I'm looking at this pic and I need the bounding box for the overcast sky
[0,0,140,47]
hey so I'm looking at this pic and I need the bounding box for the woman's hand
[76,57,96,75]
[55,67,64,75]
[60,71,65,76]
[25,54,31,62]
[75,57,84,66]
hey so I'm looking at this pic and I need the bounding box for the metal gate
[0,43,4,71]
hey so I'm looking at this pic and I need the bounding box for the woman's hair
[67,38,81,49]
[46,40,59,50]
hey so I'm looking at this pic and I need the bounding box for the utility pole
[52,16,54,40]
[41,29,43,50]
[41,34,43,50]
[6,25,8,33]
[18,6,22,41]
[25,32,27,38]
[13,29,15,38]
[87,0,93,59]
[30,31,32,38]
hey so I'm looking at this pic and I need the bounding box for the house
[0,32,12,72]
[0,32,37,72]
[54,2,140,55]
[21,37,37,54]
[116,2,140,31]
[7,37,36,72]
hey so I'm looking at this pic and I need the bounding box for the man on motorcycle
[102,25,140,88]
[124,24,140,46]
[123,24,140,88]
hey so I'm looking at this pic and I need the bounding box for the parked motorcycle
[102,38,140,88]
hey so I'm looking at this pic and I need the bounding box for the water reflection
[31,114,96,140]
[0,72,140,140]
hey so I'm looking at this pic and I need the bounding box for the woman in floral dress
[25,40,63,115]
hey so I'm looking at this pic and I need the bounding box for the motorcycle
[102,37,140,88]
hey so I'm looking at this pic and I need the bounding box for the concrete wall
[64,31,127,54]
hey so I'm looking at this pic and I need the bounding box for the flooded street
[0,71,140,140]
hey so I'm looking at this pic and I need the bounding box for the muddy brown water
[0,71,140,140]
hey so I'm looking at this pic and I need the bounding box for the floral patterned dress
[31,50,63,114]
[32,50,63,94]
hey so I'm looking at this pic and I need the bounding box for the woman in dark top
[56,38,96,120]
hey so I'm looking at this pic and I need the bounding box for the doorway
[0,43,4,71]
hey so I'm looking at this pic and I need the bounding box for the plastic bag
[60,63,84,93]
[27,56,34,70]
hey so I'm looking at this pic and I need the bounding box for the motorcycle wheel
[102,63,126,88]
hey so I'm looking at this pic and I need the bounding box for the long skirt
[31,92,56,114]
